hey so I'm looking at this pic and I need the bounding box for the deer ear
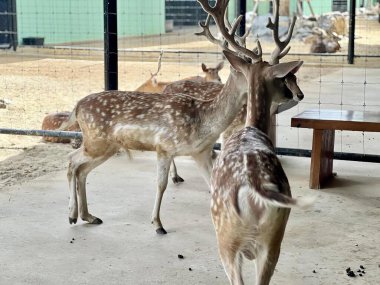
[201,63,207,72]
[216,61,224,71]
[223,50,249,75]
[269,61,303,78]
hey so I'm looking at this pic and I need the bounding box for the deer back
[134,76,171,93]
[163,80,223,99]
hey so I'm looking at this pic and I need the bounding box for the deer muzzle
[295,92,304,101]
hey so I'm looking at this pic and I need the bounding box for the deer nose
[296,93,304,101]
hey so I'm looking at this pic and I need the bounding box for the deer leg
[67,161,78,224]
[255,210,290,284]
[67,147,89,224]
[192,148,213,186]
[254,244,281,285]
[151,153,172,234]
[218,244,244,285]
[170,160,184,184]
[74,146,118,224]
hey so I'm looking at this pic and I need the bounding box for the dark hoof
[172,176,185,184]
[69,217,77,224]
[156,227,167,235]
[90,217,103,225]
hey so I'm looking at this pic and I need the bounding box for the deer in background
[197,0,313,284]
[41,112,82,149]
[308,27,341,53]
[135,51,224,93]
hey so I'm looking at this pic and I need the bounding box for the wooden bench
[291,109,380,189]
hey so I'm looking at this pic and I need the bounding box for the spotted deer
[60,53,250,234]
[42,112,82,148]
[197,0,313,284]
[135,51,224,93]
[42,112,79,143]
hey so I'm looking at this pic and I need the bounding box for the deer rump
[212,127,310,213]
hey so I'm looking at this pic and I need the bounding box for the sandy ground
[0,151,379,285]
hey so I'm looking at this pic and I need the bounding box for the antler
[266,0,296,64]
[150,50,164,78]
[197,0,262,63]
[223,9,250,47]
[194,14,226,48]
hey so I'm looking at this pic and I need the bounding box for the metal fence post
[237,0,246,36]
[104,0,118,90]
[348,0,356,64]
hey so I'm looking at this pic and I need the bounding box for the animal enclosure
[0,1,380,284]
[1,0,379,164]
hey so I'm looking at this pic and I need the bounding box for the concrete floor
[0,151,379,285]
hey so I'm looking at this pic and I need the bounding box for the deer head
[201,61,224,82]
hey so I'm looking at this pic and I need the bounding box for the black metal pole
[237,0,246,36]
[348,0,356,64]
[104,0,118,90]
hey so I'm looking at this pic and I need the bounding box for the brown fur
[41,112,80,143]
[135,62,224,93]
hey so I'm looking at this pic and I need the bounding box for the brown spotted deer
[42,112,82,148]
[61,58,248,235]
[197,0,313,284]
[135,51,224,93]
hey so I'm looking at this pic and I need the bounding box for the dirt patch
[0,143,71,189]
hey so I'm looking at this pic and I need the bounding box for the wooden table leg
[268,114,277,147]
[309,129,335,189]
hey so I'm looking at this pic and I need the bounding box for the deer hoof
[90,217,103,225]
[156,227,167,235]
[172,176,185,184]
[69,217,77,224]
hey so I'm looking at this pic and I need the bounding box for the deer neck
[205,73,247,134]
[245,74,272,134]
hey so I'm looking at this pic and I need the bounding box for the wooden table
[291,109,380,189]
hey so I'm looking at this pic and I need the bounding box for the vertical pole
[348,0,356,64]
[237,0,246,36]
[12,0,17,51]
[104,0,118,90]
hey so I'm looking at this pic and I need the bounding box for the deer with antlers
[162,9,303,184]
[196,0,313,284]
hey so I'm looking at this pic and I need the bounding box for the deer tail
[248,180,315,209]
[245,154,315,209]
